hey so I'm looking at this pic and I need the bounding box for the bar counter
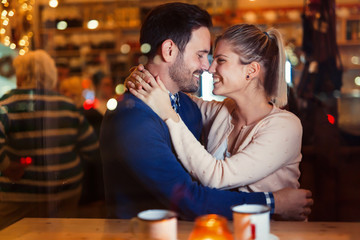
[0,218,359,240]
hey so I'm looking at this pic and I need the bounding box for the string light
[1,0,34,54]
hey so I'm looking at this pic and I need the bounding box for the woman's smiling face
[209,40,249,98]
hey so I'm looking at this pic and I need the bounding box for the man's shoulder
[109,93,152,116]
[178,92,201,111]
[178,92,194,102]
[103,93,162,127]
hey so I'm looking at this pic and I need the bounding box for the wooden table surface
[0,218,359,240]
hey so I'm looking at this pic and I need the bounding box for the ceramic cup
[131,209,177,240]
[232,204,271,240]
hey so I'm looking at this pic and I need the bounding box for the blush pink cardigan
[165,96,302,192]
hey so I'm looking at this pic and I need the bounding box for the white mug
[232,204,270,240]
[131,209,177,240]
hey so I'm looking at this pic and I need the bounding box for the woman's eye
[217,58,225,63]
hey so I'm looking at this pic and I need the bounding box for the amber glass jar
[188,214,233,240]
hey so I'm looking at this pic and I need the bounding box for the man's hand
[273,188,313,221]
[2,161,27,182]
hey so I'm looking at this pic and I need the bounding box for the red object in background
[327,114,335,125]
[83,98,98,110]
[20,156,32,165]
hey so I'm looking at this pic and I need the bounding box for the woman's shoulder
[263,105,302,130]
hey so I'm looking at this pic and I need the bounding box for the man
[0,50,99,229]
[100,2,313,220]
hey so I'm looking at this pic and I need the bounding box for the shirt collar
[169,92,180,113]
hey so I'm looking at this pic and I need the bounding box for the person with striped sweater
[0,50,99,229]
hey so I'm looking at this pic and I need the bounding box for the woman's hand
[124,64,146,91]
[128,67,179,122]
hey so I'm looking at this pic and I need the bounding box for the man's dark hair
[140,2,212,59]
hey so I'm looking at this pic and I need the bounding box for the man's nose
[201,58,210,71]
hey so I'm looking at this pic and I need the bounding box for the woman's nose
[208,62,216,73]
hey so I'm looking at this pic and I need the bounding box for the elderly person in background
[0,50,99,229]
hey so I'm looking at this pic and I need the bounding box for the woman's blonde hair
[13,50,57,90]
[215,24,287,107]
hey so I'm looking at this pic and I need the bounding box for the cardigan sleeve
[165,111,302,190]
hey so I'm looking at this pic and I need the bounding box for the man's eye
[217,58,225,63]
[198,54,204,58]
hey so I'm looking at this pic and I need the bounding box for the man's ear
[161,39,179,63]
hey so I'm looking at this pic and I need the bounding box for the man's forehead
[187,27,211,52]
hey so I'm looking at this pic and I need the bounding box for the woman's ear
[161,39,179,63]
[246,61,261,79]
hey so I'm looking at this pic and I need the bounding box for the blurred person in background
[55,60,70,91]
[59,76,104,209]
[59,76,84,108]
[0,50,99,229]
[91,71,115,115]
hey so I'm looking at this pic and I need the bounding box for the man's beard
[169,53,202,93]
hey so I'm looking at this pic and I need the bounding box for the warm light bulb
[21,3,28,11]
[49,0,58,8]
[57,21,68,30]
[87,20,99,29]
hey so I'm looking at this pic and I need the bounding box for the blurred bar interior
[0,0,360,221]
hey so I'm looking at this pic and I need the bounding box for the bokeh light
[57,21,68,30]
[355,76,360,86]
[49,0,58,8]
[153,55,162,64]
[120,44,131,54]
[327,114,335,125]
[140,43,151,54]
[107,98,117,111]
[138,55,148,65]
[115,84,126,95]
[87,20,99,30]
[351,56,359,65]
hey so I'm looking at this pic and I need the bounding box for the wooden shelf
[40,27,139,35]
[48,49,124,57]
[338,40,360,46]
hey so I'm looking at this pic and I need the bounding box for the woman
[129,24,302,192]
